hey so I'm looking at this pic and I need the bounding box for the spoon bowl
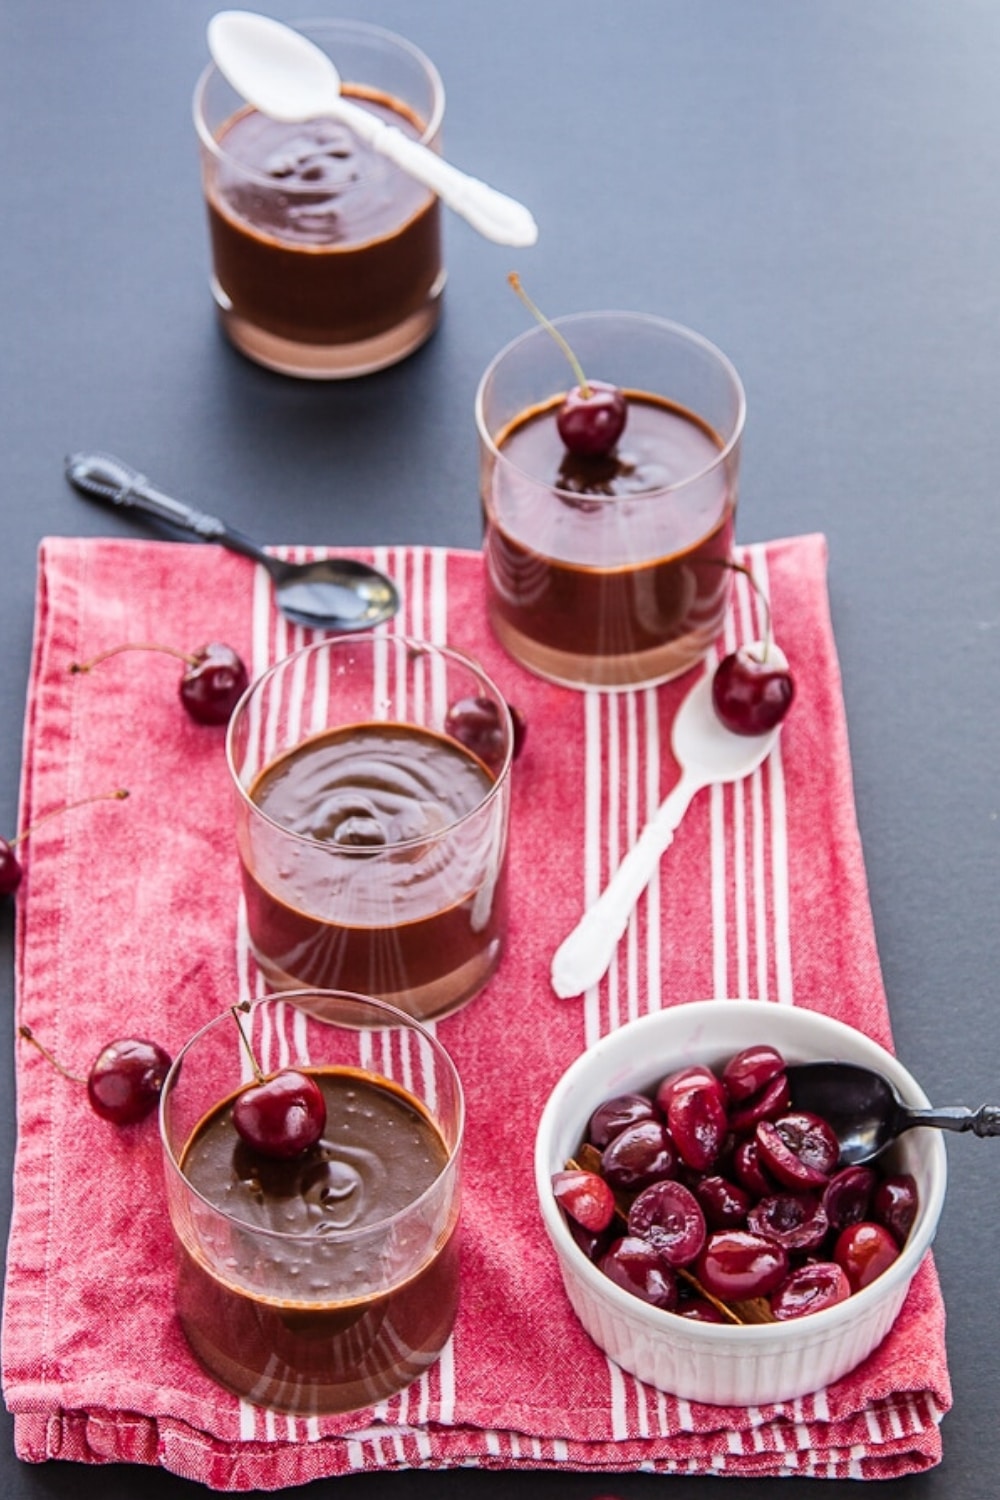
[65,452,400,633]
[207,10,538,247]
[786,1059,1000,1166]
[550,645,785,998]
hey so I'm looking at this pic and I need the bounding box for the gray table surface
[2,1,999,1495]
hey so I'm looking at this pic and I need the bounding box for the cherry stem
[18,1024,86,1085]
[507,272,591,398]
[717,559,774,663]
[230,1003,266,1085]
[9,788,129,850]
[69,643,197,674]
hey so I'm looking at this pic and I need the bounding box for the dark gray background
[2,1,998,1496]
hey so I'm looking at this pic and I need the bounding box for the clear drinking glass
[476,312,746,689]
[226,635,513,1020]
[160,991,464,1415]
[193,19,446,378]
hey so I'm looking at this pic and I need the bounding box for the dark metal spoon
[65,452,400,632]
[786,1060,1000,1166]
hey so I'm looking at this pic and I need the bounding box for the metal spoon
[550,644,787,998]
[65,452,400,632]
[786,1060,1000,1166]
[206,10,538,248]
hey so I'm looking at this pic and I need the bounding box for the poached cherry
[19,1024,171,1125]
[229,1004,326,1160]
[71,640,248,725]
[0,789,129,898]
[508,272,628,457]
[551,1168,616,1233]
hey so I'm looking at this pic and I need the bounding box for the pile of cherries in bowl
[552,1043,918,1323]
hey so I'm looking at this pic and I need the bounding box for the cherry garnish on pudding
[712,562,795,736]
[0,788,129,897]
[229,1004,326,1160]
[19,1025,171,1125]
[507,272,627,457]
[70,640,249,725]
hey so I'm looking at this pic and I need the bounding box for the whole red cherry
[557,381,628,457]
[71,640,248,726]
[0,839,23,896]
[180,642,249,725]
[87,1038,173,1124]
[712,647,795,736]
[233,1069,327,1160]
[19,1024,171,1126]
[508,271,628,458]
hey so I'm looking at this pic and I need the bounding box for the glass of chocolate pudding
[160,991,464,1414]
[476,312,746,689]
[226,635,513,1020]
[193,20,445,377]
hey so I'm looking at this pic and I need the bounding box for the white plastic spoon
[550,644,788,999]
[207,10,539,248]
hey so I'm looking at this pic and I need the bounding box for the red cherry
[552,1168,616,1232]
[0,838,23,896]
[71,640,248,726]
[556,381,628,457]
[180,642,249,725]
[19,1024,171,1126]
[444,695,525,770]
[232,1069,327,1160]
[696,1228,789,1301]
[667,1084,728,1172]
[712,647,795,736]
[721,1044,786,1104]
[87,1038,173,1124]
[834,1220,901,1291]
[771,1261,851,1320]
[654,1063,726,1115]
[507,271,628,458]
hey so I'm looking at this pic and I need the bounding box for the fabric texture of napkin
[2,533,950,1487]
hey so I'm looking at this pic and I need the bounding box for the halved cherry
[756,1112,838,1189]
[552,1168,616,1233]
[628,1178,707,1267]
[771,1261,851,1320]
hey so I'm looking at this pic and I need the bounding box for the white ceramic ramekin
[534,1000,946,1406]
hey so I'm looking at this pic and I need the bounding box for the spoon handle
[335,98,538,248]
[901,1103,1000,1137]
[65,452,270,567]
[550,771,701,998]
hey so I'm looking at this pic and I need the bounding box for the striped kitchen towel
[2,533,949,1488]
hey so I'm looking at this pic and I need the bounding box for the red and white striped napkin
[2,533,950,1487]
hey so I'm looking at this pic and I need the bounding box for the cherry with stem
[229,1003,327,1160]
[70,640,248,725]
[507,272,627,457]
[0,788,129,897]
[19,1023,171,1125]
[712,560,795,736]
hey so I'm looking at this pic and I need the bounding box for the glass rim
[225,633,514,852]
[159,990,465,1246]
[192,16,446,187]
[474,310,747,504]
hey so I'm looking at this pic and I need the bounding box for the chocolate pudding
[202,88,443,374]
[483,391,736,687]
[239,722,506,1018]
[176,1067,459,1413]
